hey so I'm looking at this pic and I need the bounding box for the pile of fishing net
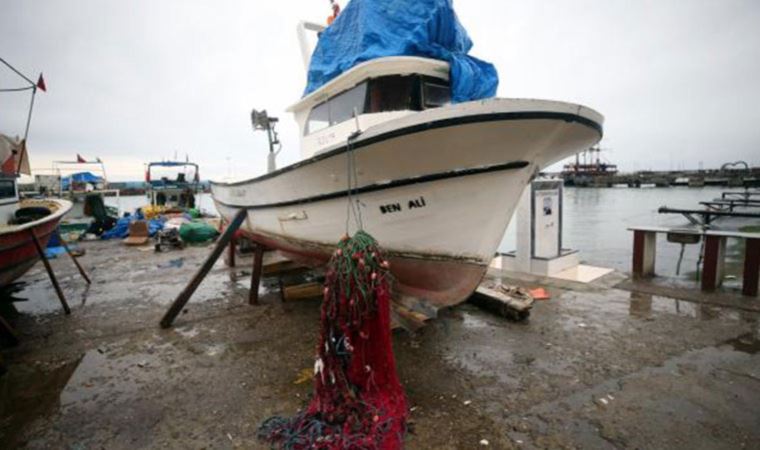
[259,231,407,449]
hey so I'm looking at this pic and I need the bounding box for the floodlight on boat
[251,109,277,131]
[251,109,281,173]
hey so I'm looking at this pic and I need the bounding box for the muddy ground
[1,240,759,449]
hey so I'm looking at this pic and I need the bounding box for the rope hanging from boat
[346,132,364,235]
[344,112,364,234]
[258,232,408,449]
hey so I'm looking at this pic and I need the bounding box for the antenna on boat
[251,109,281,173]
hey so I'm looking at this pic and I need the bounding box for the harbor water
[110,187,758,280]
[500,186,756,279]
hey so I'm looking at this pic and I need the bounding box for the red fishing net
[259,231,407,449]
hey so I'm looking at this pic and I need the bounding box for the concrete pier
[1,241,759,449]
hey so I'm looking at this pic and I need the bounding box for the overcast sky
[2,0,759,181]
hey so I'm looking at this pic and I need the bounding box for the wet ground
[1,241,759,449]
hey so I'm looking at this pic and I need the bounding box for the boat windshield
[305,75,450,135]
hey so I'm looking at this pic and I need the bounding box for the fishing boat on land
[1,58,73,287]
[32,158,120,236]
[145,160,201,214]
[1,136,71,287]
[211,1,604,310]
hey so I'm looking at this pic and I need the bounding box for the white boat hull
[212,98,603,308]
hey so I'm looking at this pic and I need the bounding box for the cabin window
[367,76,420,113]
[422,80,451,108]
[306,101,330,134]
[0,179,16,200]
[304,75,451,136]
[329,82,368,126]
[306,83,368,135]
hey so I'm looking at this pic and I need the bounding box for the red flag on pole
[76,154,86,163]
[36,73,46,92]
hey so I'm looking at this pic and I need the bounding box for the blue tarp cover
[305,0,498,103]
[101,211,164,240]
[61,171,103,190]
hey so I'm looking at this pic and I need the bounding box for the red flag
[36,73,47,92]
[76,154,86,163]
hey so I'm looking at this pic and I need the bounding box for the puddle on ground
[461,311,491,329]
[723,332,760,354]
[1,279,68,315]
[434,309,522,386]
[627,291,755,323]
[2,264,273,317]
[0,357,81,448]
[58,349,158,408]
[0,335,208,448]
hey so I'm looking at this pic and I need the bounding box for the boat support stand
[0,230,92,344]
[29,230,71,315]
[160,209,266,328]
[55,229,92,285]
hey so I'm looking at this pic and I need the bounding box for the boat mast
[0,57,44,177]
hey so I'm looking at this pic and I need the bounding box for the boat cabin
[0,175,18,224]
[287,56,451,158]
[0,134,23,223]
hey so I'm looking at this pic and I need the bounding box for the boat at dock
[211,3,604,309]
[561,145,618,187]
[1,136,72,287]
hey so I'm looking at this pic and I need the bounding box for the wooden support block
[392,304,429,331]
[702,235,726,291]
[470,285,534,321]
[632,230,657,277]
[262,260,307,276]
[743,238,760,297]
[282,282,323,301]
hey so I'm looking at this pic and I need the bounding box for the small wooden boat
[1,61,74,290]
[1,136,72,288]
[0,196,72,288]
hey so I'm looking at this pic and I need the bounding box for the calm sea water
[110,187,758,279]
